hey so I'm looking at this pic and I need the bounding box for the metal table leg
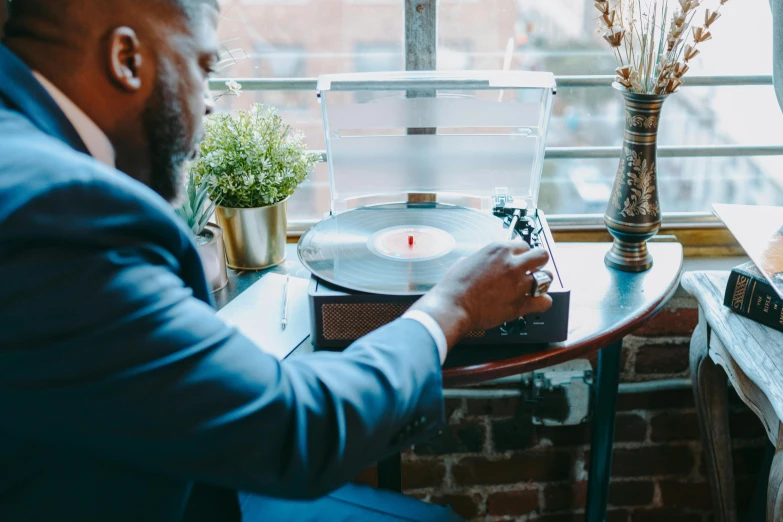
[585,340,623,522]
[377,453,402,492]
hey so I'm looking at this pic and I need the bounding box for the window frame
[209,0,773,256]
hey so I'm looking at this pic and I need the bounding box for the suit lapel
[0,44,90,156]
[0,45,216,306]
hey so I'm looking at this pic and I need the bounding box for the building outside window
[212,0,783,223]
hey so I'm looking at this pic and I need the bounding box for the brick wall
[358,297,769,521]
[0,1,7,38]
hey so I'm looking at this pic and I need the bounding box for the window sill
[287,212,743,258]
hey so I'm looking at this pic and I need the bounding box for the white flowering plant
[192,104,320,209]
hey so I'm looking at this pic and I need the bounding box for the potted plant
[174,170,228,292]
[192,104,320,270]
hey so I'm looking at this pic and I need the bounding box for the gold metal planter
[216,199,288,270]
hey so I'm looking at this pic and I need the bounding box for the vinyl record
[297,202,510,295]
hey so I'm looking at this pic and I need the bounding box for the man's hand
[410,242,553,349]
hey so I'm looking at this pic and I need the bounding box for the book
[724,261,783,332]
[216,273,311,360]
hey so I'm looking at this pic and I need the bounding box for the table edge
[442,244,684,386]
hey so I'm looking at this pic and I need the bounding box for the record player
[297,70,569,348]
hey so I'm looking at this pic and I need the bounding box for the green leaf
[189,103,319,209]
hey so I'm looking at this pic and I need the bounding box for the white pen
[281,276,290,331]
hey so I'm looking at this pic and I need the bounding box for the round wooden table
[215,241,683,522]
[443,242,683,384]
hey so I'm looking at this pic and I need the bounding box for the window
[213,0,783,223]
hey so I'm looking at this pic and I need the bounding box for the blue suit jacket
[0,44,445,521]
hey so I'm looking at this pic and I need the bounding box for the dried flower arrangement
[595,0,730,94]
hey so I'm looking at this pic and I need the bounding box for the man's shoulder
[0,107,185,238]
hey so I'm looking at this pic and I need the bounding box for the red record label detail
[369,226,457,261]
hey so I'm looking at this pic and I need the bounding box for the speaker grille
[321,303,485,340]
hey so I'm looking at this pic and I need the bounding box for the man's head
[3,0,220,201]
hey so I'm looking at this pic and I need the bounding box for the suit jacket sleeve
[0,173,445,500]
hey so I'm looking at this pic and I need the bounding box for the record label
[369,225,456,262]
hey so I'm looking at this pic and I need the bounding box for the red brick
[635,342,690,375]
[650,412,700,442]
[631,508,703,522]
[536,423,592,447]
[466,397,519,417]
[535,414,647,448]
[529,514,583,522]
[729,409,766,439]
[543,482,586,512]
[585,349,631,377]
[535,512,628,522]
[659,480,712,510]
[407,491,428,501]
[543,481,653,511]
[352,466,377,487]
[613,414,649,443]
[587,446,695,478]
[492,416,537,452]
[609,481,655,507]
[429,493,482,520]
[486,489,539,517]
[401,459,446,490]
[414,420,485,455]
[616,388,694,411]
[444,398,464,421]
[453,449,573,486]
[632,308,698,337]
[607,510,631,522]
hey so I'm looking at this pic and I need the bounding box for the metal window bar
[208,0,778,228]
[208,74,780,162]
[209,74,773,91]
[209,73,779,231]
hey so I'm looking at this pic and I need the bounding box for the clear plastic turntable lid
[317,70,556,214]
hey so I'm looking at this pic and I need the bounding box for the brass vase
[604,83,669,272]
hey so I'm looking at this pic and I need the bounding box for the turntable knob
[500,318,526,335]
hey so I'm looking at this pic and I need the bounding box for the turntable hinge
[492,187,511,207]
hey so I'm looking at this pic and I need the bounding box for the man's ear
[108,27,143,92]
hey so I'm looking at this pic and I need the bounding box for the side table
[684,271,783,522]
[216,242,684,522]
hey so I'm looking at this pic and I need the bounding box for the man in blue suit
[0,1,553,520]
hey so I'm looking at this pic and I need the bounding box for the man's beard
[141,68,192,203]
